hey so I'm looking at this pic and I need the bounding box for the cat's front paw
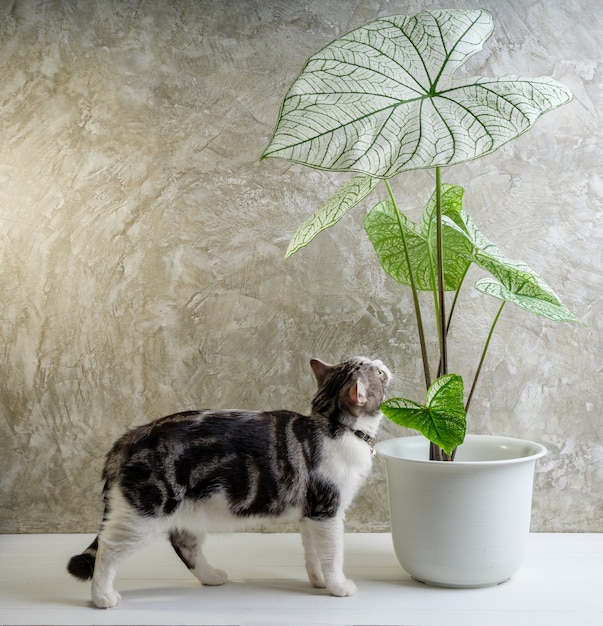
[307,568,326,588]
[199,568,228,586]
[92,589,121,609]
[327,578,357,597]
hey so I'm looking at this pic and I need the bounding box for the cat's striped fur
[67,356,390,608]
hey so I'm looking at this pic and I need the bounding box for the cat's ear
[350,380,367,407]
[310,358,332,385]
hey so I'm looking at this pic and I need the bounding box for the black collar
[351,428,374,445]
[340,424,376,455]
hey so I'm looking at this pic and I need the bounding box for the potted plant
[262,9,580,586]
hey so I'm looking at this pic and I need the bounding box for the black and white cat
[67,356,391,608]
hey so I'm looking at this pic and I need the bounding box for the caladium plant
[262,9,579,460]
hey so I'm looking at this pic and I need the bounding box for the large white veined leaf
[262,9,572,177]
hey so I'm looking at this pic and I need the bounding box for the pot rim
[375,433,547,466]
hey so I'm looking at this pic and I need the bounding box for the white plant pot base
[411,574,510,589]
[375,435,546,588]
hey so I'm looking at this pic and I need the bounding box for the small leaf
[285,174,379,258]
[381,374,466,455]
[474,278,582,323]
[450,212,581,324]
[364,184,472,290]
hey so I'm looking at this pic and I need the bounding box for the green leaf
[381,374,466,455]
[474,278,581,323]
[285,174,379,258]
[364,184,473,290]
[262,9,572,177]
[449,212,582,323]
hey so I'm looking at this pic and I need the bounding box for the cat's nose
[372,360,391,383]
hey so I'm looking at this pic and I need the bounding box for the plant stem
[436,266,470,379]
[435,167,447,378]
[465,301,506,414]
[386,181,431,389]
[446,266,470,336]
[431,167,450,462]
[430,442,444,461]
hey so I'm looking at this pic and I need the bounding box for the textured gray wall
[0,0,601,533]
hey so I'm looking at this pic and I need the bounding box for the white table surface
[1,532,601,625]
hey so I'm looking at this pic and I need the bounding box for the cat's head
[310,356,391,419]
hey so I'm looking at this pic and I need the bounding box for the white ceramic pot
[375,434,546,588]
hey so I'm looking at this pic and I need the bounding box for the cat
[67,356,391,608]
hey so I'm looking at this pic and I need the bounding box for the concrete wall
[0,0,601,533]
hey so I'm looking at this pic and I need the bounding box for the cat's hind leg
[169,529,228,586]
[91,538,125,608]
[91,488,157,608]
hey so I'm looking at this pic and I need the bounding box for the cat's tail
[67,536,98,581]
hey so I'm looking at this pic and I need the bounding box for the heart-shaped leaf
[446,212,582,323]
[285,174,379,258]
[364,184,473,290]
[474,278,581,323]
[381,374,466,455]
[262,9,572,177]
